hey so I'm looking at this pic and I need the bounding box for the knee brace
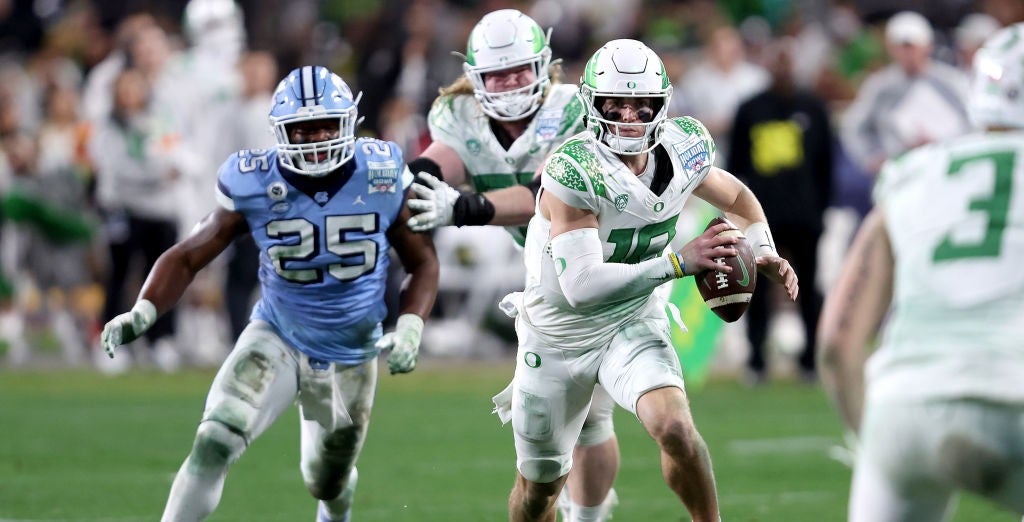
[190,420,247,471]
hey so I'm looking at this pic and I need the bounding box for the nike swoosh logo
[737,254,750,287]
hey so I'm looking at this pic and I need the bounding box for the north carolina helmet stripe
[301,66,316,106]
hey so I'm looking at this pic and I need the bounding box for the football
[695,217,757,323]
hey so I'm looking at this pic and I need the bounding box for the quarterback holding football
[501,39,798,521]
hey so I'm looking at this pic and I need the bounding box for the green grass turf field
[0,362,1017,521]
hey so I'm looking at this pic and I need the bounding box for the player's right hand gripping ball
[696,217,757,323]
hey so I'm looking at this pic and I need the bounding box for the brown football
[695,217,757,323]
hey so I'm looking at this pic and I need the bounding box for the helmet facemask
[462,9,552,122]
[272,105,358,177]
[579,39,673,155]
[269,66,362,177]
[583,90,670,155]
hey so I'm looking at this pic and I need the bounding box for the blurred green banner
[665,202,723,388]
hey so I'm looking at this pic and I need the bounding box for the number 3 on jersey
[933,150,1014,262]
[266,214,379,283]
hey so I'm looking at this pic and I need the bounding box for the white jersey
[868,130,1024,404]
[428,83,585,244]
[519,117,716,349]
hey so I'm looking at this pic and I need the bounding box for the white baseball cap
[886,11,933,46]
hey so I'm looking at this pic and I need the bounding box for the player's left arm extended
[381,203,440,374]
[694,166,798,300]
[817,207,893,433]
[388,202,440,319]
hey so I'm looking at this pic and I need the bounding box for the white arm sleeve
[550,227,678,309]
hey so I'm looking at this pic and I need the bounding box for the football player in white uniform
[819,23,1024,521]
[505,39,797,522]
[404,10,621,521]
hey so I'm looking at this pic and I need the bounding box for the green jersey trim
[469,172,536,192]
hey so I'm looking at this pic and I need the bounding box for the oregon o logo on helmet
[524,351,541,368]
[627,81,636,89]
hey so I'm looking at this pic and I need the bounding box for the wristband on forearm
[666,252,685,278]
[745,222,778,257]
[452,191,496,227]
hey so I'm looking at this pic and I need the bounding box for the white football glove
[406,172,460,232]
[827,429,860,469]
[100,299,157,358]
[375,314,424,374]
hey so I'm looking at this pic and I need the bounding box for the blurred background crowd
[0,0,1017,378]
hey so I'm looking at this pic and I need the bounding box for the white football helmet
[463,9,552,121]
[269,65,361,176]
[968,22,1024,130]
[579,39,673,155]
[184,0,245,63]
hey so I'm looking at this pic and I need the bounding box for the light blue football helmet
[269,65,361,176]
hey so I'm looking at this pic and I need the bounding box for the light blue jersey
[215,138,411,364]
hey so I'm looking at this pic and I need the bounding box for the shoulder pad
[660,117,716,177]
[546,136,607,199]
[355,137,404,163]
[355,138,408,192]
[555,91,586,138]
[873,143,936,205]
[427,95,466,135]
[216,148,277,211]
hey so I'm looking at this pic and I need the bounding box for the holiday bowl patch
[367,160,399,193]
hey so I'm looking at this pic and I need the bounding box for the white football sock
[569,488,617,522]
[162,422,245,521]
[573,502,606,522]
